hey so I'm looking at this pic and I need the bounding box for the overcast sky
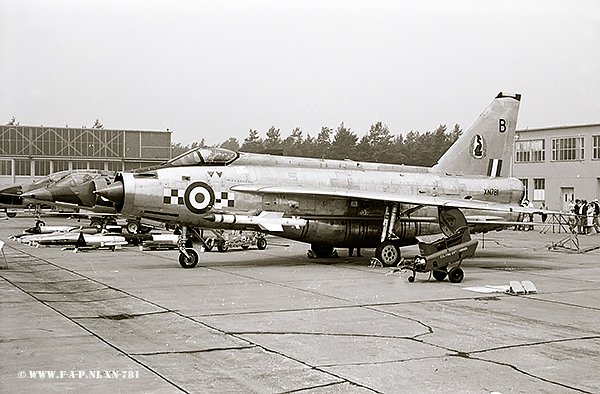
[1,0,599,146]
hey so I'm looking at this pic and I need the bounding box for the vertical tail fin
[433,92,521,177]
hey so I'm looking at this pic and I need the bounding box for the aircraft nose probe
[94,181,124,206]
[20,188,54,202]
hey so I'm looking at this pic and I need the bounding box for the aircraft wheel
[375,241,401,267]
[7,212,17,218]
[35,220,45,227]
[448,267,464,283]
[90,219,102,231]
[178,249,199,268]
[257,238,267,250]
[310,244,334,258]
[241,245,250,250]
[408,276,415,283]
[126,221,140,234]
[432,268,448,282]
[217,240,229,253]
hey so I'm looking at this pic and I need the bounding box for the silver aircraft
[96,93,532,279]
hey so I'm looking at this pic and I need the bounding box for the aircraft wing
[230,184,547,215]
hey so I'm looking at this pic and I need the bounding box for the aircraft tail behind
[433,92,521,177]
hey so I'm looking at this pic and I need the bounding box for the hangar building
[514,124,600,212]
[0,125,171,187]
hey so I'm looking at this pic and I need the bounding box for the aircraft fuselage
[115,154,524,248]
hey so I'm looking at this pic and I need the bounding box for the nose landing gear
[177,226,199,268]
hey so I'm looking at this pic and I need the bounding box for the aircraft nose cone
[22,187,53,202]
[94,181,124,206]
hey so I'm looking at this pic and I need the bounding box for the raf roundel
[184,182,215,214]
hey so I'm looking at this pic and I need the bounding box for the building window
[72,161,88,170]
[53,161,70,172]
[593,136,600,160]
[0,127,28,155]
[107,162,122,172]
[515,139,545,162]
[533,178,545,201]
[34,160,51,176]
[0,160,11,175]
[552,136,584,161]
[520,178,529,201]
[14,159,31,176]
[124,162,157,171]
[88,161,105,170]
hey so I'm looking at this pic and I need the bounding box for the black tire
[256,237,267,250]
[310,244,334,258]
[241,245,250,250]
[90,219,102,231]
[408,276,415,283]
[35,220,45,227]
[217,240,229,253]
[448,267,464,283]
[126,221,140,234]
[178,248,199,268]
[7,212,17,218]
[432,268,448,282]
[375,240,401,267]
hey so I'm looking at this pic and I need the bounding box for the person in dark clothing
[349,247,362,257]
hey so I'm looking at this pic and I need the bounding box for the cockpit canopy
[162,147,239,167]
[33,169,110,187]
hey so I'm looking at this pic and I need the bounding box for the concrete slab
[322,355,570,393]
[75,313,250,354]
[135,347,343,393]
[1,337,176,393]
[199,306,430,338]
[240,333,448,366]
[475,338,600,393]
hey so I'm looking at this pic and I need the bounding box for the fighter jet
[1,170,125,232]
[20,170,115,209]
[96,93,534,280]
[0,170,83,217]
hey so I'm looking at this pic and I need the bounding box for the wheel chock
[369,257,383,268]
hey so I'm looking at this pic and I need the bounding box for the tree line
[172,122,462,167]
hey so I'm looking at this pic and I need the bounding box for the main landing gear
[374,203,405,266]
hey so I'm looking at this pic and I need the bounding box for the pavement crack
[230,331,420,341]
[316,355,443,368]
[457,354,595,394]
[74,310,172,320]
[469,335,600,355]
[27,287,109,294]
[43,296,129,303]
[130,345,256,356]
[280,380,380,394]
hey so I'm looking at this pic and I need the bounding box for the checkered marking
[215,191,235,209]
[164,188,184,205]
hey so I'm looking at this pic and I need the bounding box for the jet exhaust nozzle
[94,181,124,206]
